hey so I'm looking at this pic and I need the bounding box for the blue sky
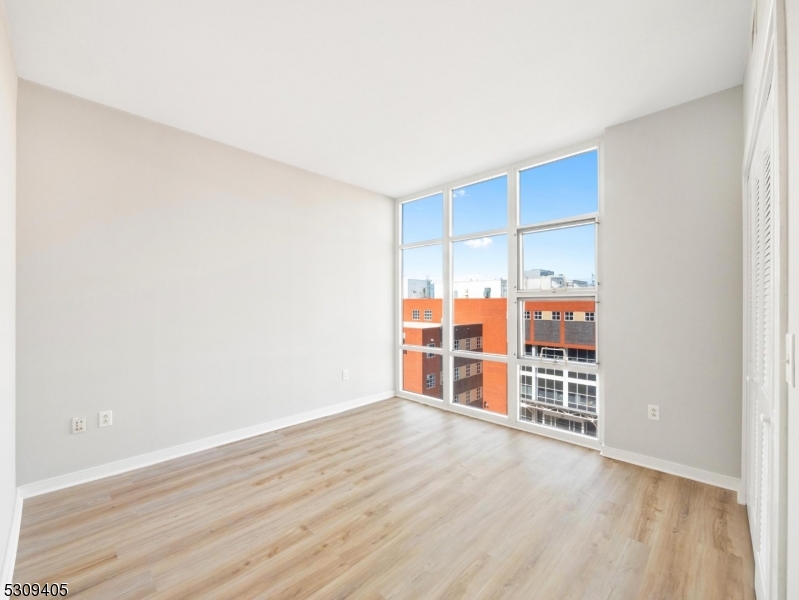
[453,176,507,235]
[403,244,442,286]
[402,150,597,288]
[522,224,595,284]
[519,151,597,282]
[453,234,507,282]
[520,150,597,224]
[402,193,443,244]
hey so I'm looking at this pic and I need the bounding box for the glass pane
[402,244,443,346]
[521,224,595,290]
[452,175,507,236]
[453,358,506,415]
[519,365,598,437]
[521,299,596,363]
[452,234,507,354]
[402,349,443,400]
[402,193,443,244]
[402,244,442,300]
[520,150,598,225]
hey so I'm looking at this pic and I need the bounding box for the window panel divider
[507,165,520,425]
[395,188,403,397]
[511,138,602,174]
[595,141,605,445]
[442,185,453,406]
[450,227,508,243]
[400,345,445,355]
[399,190,445,205]
[516,214,598,234]
[516,356,600,371]
[450,350,508,362]
[515,289,599,298]
[399,238,444,251]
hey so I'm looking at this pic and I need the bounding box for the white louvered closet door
[746,87,776,599]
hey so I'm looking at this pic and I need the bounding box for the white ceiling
[5,0,749,198]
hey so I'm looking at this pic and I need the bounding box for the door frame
[742,0,789,597]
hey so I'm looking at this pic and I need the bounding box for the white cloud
[464,237,493,249]
[453,189,466,197]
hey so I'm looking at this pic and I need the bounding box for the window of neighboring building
[427,343,435,358]
[465,338,471,350]
[565,312,574,321]
[476,361,482,374]
[454,367,460,381]
[476,336,482,349]
[567,348,596,363]
[412,309,420,320]
[537,375,564,404]
[476,387,482,400]
[426,374,436,389]
[585,312,595,321]
[465,364,471,377]
[570,371,597,381]
[454,339,460,350]
[568,381,597,413]
[424,309,433,321]
[520,370,533,399]
[552,311,561,321]
[534,311,542,320]
[524,310,531,320]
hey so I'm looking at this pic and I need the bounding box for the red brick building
[403,298,508,415]
[522,299,596,362]
[402,297,597,436]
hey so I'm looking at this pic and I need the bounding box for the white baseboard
[1,489,22,585]
[600,446,742,495]
[19,391,395,500]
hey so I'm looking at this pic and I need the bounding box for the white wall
[0,0,16,580]
[16,81,394,485]
[602,86,744,479]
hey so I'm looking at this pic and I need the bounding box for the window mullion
[442,185,453,406]
[507,167,520,425]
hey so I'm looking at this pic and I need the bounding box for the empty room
[1,0,798,598]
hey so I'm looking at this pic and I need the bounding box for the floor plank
[14,398,755,599]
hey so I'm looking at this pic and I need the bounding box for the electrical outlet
[342,370,349,381]
[648,405,660,421]
[99,410,113,427]
[72,417,87,434]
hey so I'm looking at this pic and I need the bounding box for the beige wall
[0,0,16,580]
[16,81,395,485]
[602,86,744,478]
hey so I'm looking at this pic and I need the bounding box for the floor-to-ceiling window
[397,142,601,447]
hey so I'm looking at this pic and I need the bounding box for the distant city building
[523,269,554,278]
[523,269,591,289]
[404,278,436,298]
[445,278,507,299]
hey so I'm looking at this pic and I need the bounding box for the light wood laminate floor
[15,398,754,599]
